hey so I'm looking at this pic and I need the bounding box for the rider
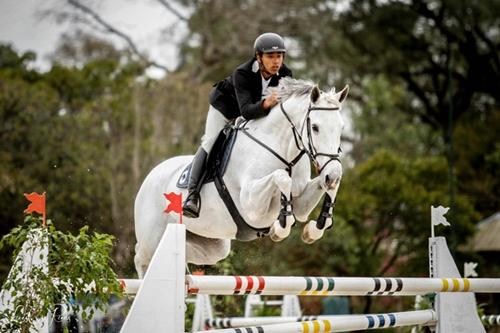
[183,32,293,218]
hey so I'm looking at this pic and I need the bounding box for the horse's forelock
[324,91,342,105]
[265,77,316,102]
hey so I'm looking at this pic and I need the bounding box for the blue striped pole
[205,315,348,329]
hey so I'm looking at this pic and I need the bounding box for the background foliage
[1,0,498,324]
[0,216,121,332]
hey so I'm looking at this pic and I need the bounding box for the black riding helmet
[254,33,286,54]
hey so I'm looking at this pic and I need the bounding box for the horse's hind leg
[134,243,152,279]
[134,230,231,276]
[186,231,231,265]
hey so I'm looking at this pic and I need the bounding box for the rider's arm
[233,68,269,120]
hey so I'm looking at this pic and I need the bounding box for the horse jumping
[133,78,349,277]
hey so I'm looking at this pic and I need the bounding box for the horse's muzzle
[325,174,334,188]
[323,168,342,190]
[324,174,340,190]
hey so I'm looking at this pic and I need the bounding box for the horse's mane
[265,77,315,102]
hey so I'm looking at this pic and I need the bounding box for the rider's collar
[252,60,259,73]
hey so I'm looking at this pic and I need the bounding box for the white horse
[134,78,348,278]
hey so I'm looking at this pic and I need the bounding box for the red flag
[24,192,45,214]
[163,192,183,224]
[24,192,46,226]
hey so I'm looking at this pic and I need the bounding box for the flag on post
[24,192,46,227]
[464,262,478,278]
[430,205,450,238]
[431,205,450,226]
[163,192,183,224]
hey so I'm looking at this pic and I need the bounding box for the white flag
[464,262,478,278]
[431,205,450,226]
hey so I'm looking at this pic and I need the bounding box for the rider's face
[259,52,284,77]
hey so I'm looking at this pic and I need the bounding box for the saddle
[176,120,271,241]
[176,124,237,189]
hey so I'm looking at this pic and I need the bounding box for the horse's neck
[246,96,308,162]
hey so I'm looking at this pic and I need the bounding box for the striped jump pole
[194,310,437,333]
[482,315,500,325]
[206,312,500,329]
[119,279,141,294]
[206,315,365,329]
[186,275,500,296]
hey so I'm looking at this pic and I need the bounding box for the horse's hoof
[301,220,324,244]
[270,232,285,242]
[301,236,316,244]
[301,228,317,244]
[269,221,290,242]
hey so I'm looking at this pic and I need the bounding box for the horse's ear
[310,85,320,103]
[335,85,349,103]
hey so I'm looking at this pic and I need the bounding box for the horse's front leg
[292,177,325,222]
[240,169,294,242]
[293,176,341,244]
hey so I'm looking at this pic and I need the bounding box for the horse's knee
[134,255,146,279]
[273,169,292,193]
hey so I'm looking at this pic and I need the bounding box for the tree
[44,0,175,72]
[0,41,146,275]
[292,0,500,217]
[348,75,442,163]
[0,216,121,333]
[0,38,213,278]
[300,0,500,133]
[0,44,60,253]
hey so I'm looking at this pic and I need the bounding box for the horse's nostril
[325,174,332,186]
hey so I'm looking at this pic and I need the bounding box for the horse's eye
[312,124,319,133]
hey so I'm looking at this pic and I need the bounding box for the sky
[0,0,185,76]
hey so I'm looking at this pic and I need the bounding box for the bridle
[285,103,342,174]
[239,101,342,176]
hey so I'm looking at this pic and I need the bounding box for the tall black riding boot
[183,147,208,218]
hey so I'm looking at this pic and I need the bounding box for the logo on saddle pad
[177,168,190,188]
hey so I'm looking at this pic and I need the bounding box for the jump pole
[193,309,437,333]
[121,276,500,296]
[204,311,435,329]
[186,275,500,296]
[482,315,500,326]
